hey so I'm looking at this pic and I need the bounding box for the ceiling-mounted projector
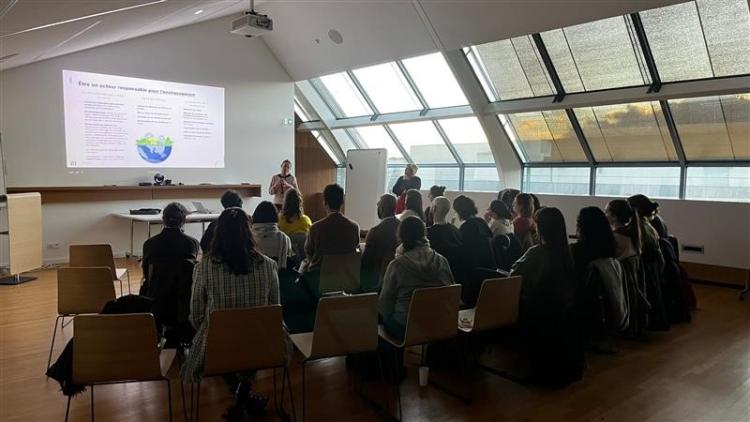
[231,9,273,37]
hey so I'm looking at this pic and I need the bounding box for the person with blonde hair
[392,163,421,214]
[269,159,299,210]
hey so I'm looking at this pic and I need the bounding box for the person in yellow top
[278,189,312,264]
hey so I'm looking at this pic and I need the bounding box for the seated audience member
[278,189,312,235]
[361,194,400,292]
[398,189,425,221]
[141,202,199,277]
[530,193,541,213]
[140,202,200,344]
[605,199,648,337]
[485,199,514,236]
[278,188,312,264]
[497,188,520,216]
[511,207,584,388]
[424,185,447,227]
[571,207,627,352]
[426,196,463,279]
[392,164,421,214]
[200,189,243,252]
[182,207,280,419]
[512,193,537,250]
[453,195,496,306]
[302,184,360,273]
[251,201,293,269]
[628,194,668,238]
[379,216,454,340]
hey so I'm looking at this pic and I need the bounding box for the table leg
[201,221,206,234]
[128,220,134,258]
[147,221,152,239]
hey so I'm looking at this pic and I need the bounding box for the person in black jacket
[453,195,496,306]
[141,202,199,276]
[200,190,243,252]
[426,196,462,279]
[392,164,421,214]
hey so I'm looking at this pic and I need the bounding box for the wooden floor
[1,259,749,422]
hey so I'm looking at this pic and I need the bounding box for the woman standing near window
[392,164,421,214]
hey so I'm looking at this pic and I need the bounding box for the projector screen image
[62,70,225,168]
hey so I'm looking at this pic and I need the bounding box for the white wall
[0,16,294,264]
[429,191,750,270]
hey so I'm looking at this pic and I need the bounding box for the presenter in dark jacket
[141,202,199,278]
[392,164,421,214]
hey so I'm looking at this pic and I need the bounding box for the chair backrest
[471,277,522,332]
[403,285,461,347]
[58,267,117,315]
[145,259,197,325]
[69,244,117,280]
[72,313,162,384]
[319,253,362,294]
[203,305,285,376]
[309,293,378,360]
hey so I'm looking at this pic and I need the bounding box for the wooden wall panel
[294,119,336,222]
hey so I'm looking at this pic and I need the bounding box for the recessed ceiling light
[194,9,204,15]
[1,0,167,38]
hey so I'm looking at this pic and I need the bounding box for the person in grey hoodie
[379,216,455,340]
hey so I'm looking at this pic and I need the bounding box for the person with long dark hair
[571,207,628,352]
[200,189,243,252]
[485,199,514,236]
[278,189,312,235]
[399,189,425,221]
[497,188,520,216]
[605,199,649,337]
[453,195,495,306]
[511,207,583,388]
[182,207,280,419]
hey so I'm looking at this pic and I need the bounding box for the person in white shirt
[251,201,292,269]
[268,160,299,209]
[485,199,514,237]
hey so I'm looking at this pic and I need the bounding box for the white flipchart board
[345,149,387,230]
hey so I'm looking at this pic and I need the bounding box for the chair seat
[159,349,176,378]
[458,308,476,333]
[377,324,404,348]
[290,332,314,359]
[115,268,128,280]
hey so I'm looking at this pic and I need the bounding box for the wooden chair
[68,313,176,422]
[47,267,116,369]
[378,284,462,420]
[319,253,361,294]
[194,305,294,422]
[458,276,522,334]
[70,244,131,296]
[290,293,379,421]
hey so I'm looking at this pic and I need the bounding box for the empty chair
[458,276,522,335]
[319,253,361,294]
[69,244,130,296]
[378,284,462,420]
[68,313,175,422]
[290,294,379,421]
[47,267,116,369]
[194,305,294,421]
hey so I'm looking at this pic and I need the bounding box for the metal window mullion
[659,100,687,166]
[343,128,365,150]
[309,78,345,119]
[382,124,414,163]
[396,60,430,115]
[589,165,597,196]
[565,109,596,166]
[346,70,380,120]
[531,33,566,102]
[630,13,662,93]
[679,166,687,199]
[433,120,464,166]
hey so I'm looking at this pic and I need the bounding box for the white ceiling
[0,0,690,77]
[0,0,252,71]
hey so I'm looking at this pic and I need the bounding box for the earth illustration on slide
[136,134,173,163]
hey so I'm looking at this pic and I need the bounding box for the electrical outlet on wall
[47,242,61,250]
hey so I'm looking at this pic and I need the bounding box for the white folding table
[113,212,219,257]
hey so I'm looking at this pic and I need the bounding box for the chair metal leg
[301,361,307,422]
[285,365,298,422]
[117,279,123,297]
[126,272,131,294]
[90,385,95,422]
[195,381,201,422]
[65,395,72,422]
[165,379,173,422]
[47,315,61,370]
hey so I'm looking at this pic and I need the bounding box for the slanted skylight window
[352,62,422,114]
[388,121,456,164]
[501,110,586,163]
[315,72,373,118]
[401,52,469,108]
[347,125,406,164]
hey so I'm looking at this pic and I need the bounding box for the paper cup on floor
[418,366,429,387]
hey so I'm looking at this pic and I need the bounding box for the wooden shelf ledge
[7,184,261,204]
